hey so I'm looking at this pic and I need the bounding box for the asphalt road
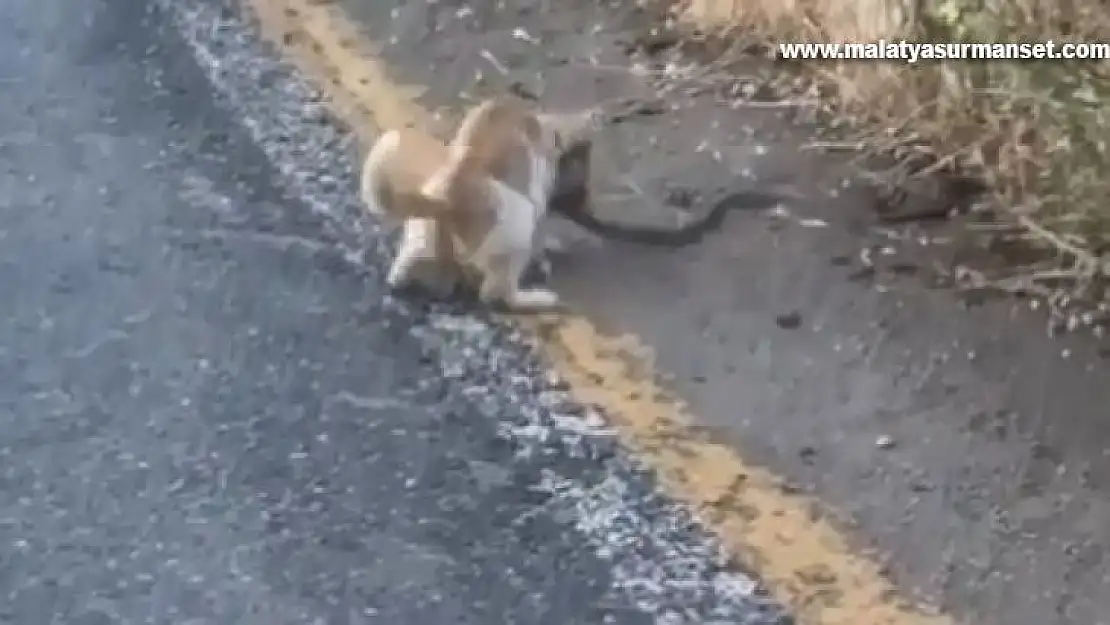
[0,0,790,623]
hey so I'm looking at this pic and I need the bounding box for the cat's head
[533,107,604,158]
[548,136,595,220]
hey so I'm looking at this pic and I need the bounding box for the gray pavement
[0,0,788,623]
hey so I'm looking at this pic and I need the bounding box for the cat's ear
[575,107,605,138]
[538,107,604,149]
[567,108,603,142]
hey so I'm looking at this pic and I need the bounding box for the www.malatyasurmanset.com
[777,40,1110,62]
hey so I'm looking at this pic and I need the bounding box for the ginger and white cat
[359,94,601,311]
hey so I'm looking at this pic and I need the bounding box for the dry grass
[672,0,1110,304]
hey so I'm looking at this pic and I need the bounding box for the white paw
[385,258,416,289]
[385,271,409,290]
[509,288,561,311]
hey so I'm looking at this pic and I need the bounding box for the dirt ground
[333,0,1110,623]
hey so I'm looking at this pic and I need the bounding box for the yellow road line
[241,1,958,623]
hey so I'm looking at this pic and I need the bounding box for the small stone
[545,370,569,390]
[798,445,817,464]
[775,311,803,330]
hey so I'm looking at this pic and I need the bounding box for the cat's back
[451,96,539,185]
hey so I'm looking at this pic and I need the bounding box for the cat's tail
[418,141,471,204]
[363,128,460,223]
[360,129,402,221]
